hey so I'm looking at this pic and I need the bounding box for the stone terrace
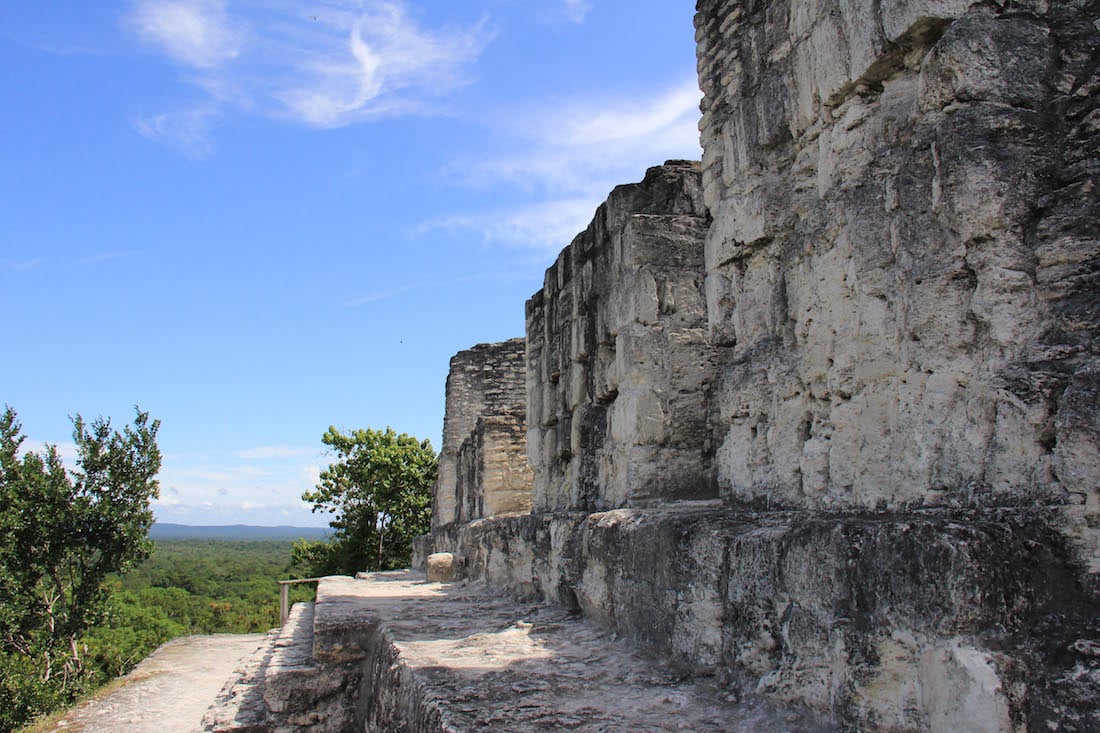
[206,572,831,733]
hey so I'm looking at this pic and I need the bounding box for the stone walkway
[53,634,267,733]
[328,572,833,732]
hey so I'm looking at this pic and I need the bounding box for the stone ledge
[349,570,828,731]
[203,632,278,732]
[417,504,1100,730]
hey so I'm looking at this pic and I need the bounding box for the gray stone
[696,0,1100,551]
[424,503,1100,731]
[431,339,528,529]
[425,552,463,582]
[246,2,1100,731]
[525,161,722,512]
[413,1,1100,729]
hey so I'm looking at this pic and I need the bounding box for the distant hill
[150,523,330,541]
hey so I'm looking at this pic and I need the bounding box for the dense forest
[7,539,314,732]
[2,409,433,732]
[108,539,316,638]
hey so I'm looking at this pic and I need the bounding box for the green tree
[297,427,436,575]
[0,406,160,730]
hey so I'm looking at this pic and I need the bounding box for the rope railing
[277,577,323,626]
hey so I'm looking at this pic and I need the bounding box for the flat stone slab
[268,601,315,671]
[344,571,829,732]
[204,631,278,733]
[56,634,267,733]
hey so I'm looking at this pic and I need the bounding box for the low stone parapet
[349,570,825,731]
[206,576,381,732]
[417,504,1100,731]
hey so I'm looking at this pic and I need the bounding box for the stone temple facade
[526,161,722,512]
[415,1,1100,730]
[431,338,531,529]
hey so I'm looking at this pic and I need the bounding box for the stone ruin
[415,1,1100,730]
[207,2,1098,731]
[526,161,720,511]
[431,339,531,528]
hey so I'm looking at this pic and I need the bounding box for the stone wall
[432,339,528,529]
[455,410,532,522]
[423,503,1097,732]
[696,0,1100,568]
[412,2,1099,729]
[526,161,722,512]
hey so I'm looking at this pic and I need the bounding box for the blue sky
[0,1,701,526]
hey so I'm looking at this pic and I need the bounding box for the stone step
[207,572,829,731]
[345,571,828,732]
[203,629,278,732]
[262,601,325,726]
[204,601,331,732]
[204,580,382,732]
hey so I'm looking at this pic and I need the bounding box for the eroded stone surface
[424,506,1100,731]
[424,552,463,582]
[205,631,277,733]
[432,339,529,529]
[350,571,831,732]
[52,634,267,733]
[695,0,1100,569]
[456,410,531,522]
[525,161,722,512]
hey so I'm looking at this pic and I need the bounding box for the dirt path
[54,634,267,733]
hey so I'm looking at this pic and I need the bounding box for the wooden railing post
[277,577,323,627]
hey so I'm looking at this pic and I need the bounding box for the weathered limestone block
[526,161,723,512]
[422,505,1099,731]
[431,339,527,529]
[416,5,1098,730]
[880,0,978,43]
[696,0,1100,556]
[425,552,463,583]
[349,571,824,732]
[455,411,532,523]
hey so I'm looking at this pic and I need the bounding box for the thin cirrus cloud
[134,104,218,156]
[124,0,492,150]
[562,0,592,24]
[235,444,318,460]
[156,456,322,520]
[482,79,702,193]
[78,250,137,266]
[343,267,535,307]
[418,197,599,253]
[127,0,241,68]
[7,259,44,272]
[422,79,703,252]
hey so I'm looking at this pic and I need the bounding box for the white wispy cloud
[418,197,597,252]
[124,0,492,150]
[562,0,592,24]
[236,444,318,460]
[8,259,44,272]
[4,253,139,273]
[465,80,701,193]
[343,284,420,307]
[343,268,537,307]
[429,79,702,252]
[156,449,324,523]
[127,0,241,69]
[151,499,327,525]
[78,250,137,266]
[169,464,269,483]
[135,104,217,156]
[559,82,701,148]
[277,4,491,128]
